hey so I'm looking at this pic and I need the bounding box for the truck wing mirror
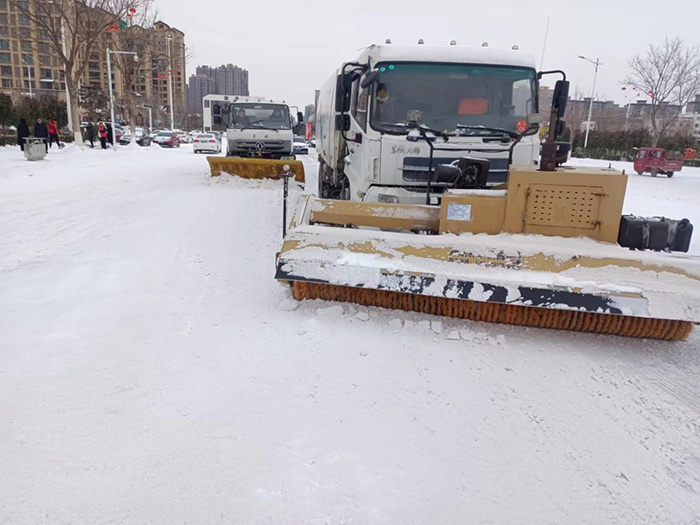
[553,80,570,119]
[335,114,350,131]
[297,111,304,124]
[335,73,353,112]
[554,118,566,138]
[361,70,380,89]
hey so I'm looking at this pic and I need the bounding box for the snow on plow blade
[275,196,700,340]
[208,157,305,183]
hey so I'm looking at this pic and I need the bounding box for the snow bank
[1,146,699,524]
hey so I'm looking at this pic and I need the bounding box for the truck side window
[353,84,369,130]
[511,78,532,116]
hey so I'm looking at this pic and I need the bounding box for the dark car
[119,128,152,147]
[154,131,181,148]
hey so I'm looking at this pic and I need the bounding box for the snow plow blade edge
[208,157,305,183]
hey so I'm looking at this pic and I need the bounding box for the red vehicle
[634,148,683,178]
[154,131,181,148]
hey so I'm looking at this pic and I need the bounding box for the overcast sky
[157,0,700,110]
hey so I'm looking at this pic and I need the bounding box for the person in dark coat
[106,123,114,146]
[34,118,49,153]
[17,118,30,152]
[86,122,95,148]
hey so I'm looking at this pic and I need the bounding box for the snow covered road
[1,144,699,524]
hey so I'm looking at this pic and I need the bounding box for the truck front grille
[401,157,510,185]
[234,140,287,152]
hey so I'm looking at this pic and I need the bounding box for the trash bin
[25,138,47,161]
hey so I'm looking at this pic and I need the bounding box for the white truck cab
[204,95,303,159]
[316,43,543,202]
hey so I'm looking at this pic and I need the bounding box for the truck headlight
[378,194,400,204]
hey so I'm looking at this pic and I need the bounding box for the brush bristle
[292,281,693,341]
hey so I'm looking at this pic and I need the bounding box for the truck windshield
[227,103,291,130]
[369,63,537,136]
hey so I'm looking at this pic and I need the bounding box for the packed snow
[1,143,699,524]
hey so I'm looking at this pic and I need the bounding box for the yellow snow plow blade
[275,166,700,341]
[208,156,305,183]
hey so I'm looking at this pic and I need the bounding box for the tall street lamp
[578,55,602,151]
[142,104,153,131]
[166,34,175,131]
[106,48,139,148]
[22,57,33,98]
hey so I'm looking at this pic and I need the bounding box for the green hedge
[0,134,75,147]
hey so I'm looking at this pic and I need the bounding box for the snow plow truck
[275,42,699,341]
[206,96,306,182]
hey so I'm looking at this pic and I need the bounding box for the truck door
[345,78,381,198]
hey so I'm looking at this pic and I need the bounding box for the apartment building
[80,21,187,125]
[0,0,67,100]
[188,64,249,112]
[0,1,187,125]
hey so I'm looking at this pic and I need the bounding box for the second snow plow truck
[275,42,699,341]
[207,96,306,182]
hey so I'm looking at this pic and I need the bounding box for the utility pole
[578,55,601,151]
[167,34,175,131]
[106,48,139,150]
[143,104,153,130]
[106,49,116,141]
[22,58,33,98]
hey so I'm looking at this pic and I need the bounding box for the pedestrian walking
[47,119,60,149]
[98,122,108,150]
[17,118,30,152]
[34,118,49,153]
[86,122,95,148]
[106,122,114,146]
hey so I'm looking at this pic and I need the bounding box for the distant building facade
[187,74,216,114]
[188,63,248,112]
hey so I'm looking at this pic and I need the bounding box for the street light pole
[106,48,139,150]
[578,55,601,151]
[22,58,32,98]
[166,34,175,131]
[143,104,153,130]
[106,48,116,142]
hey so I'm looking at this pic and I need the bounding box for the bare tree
[108,3,157,137]
[78,84,110,123]
[625,37,700,146]
[11,0,152,144]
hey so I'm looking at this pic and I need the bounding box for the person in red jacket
[47,120,60,149]
[98,122,108,150]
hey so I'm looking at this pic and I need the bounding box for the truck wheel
[318,161,335,198]
[636,171,644,175]
[667,172,674,178]
[650,169,659,177]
